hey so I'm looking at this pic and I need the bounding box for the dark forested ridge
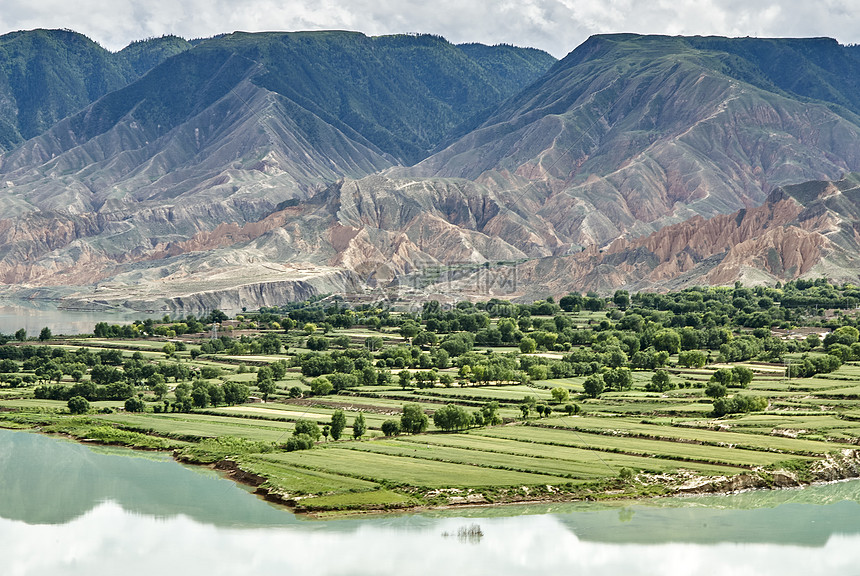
[0,30,191,149]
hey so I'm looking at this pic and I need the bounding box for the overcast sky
[0,0,857,57]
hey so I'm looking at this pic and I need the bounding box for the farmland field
[4,283,860,512]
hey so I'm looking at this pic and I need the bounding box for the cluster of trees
[284,409,371,451]
[431,401,502,432]
[13,279,860,432]
[712,394,768,416]
[519,395,579,418]
[1,343,245,411]
[198,333,283,355]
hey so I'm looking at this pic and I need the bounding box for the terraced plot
[392,434,741,477]
[93,412,296,442]
[474,426,815,467]
[239,455,379,494]
[260,447,571,487]
[537,416,839,454]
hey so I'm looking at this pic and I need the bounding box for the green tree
[174,382,191,404]
[400,403,429,434]
[519,337,537,354]
[646,369,674,392]
[38,327,52,341]
[678,350,707,368]
[222,381,250,405]
[613,290,630,310]
[653,329,681,354]
[398,370,413,389]
[257,378,276,402]
[294,419,322,440]
[125,397,146,412]
[352,412,367,439]
[191,386,210,408]
[824,326,860,347]
[480,401,502,425]
[433,404,472,432]
[381,419,401,436]
[583,374,605,398]
[67,395,89,414]
[603,367,632,391]
[310,376,334,395]
[705,382,728,399]
[730,366,754,388]
[270,359,288,379]
[0,359,18,373]
[399,321,420,341]
[710,368,734,387]
[330,409,347,440]
[152,380,169,400]
[550,387,569,403]
[14,328,26,342]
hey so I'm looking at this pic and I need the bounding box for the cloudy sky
[0,0,857,57]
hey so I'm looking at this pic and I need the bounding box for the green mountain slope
[685,36,860,118]
[117,35,192,77]
[0,29,191,150]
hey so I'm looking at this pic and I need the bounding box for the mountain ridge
[4,32,860,311]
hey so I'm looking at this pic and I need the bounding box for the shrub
[67,396,90,415]
[294,419,322,440]
[712,394,768,417]
[124,397,146,412]
[381,420,401,436]
[285,434,315,451]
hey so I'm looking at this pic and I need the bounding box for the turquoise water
[3,428,860,575]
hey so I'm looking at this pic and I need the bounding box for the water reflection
[4,429,860,575]
[0,429,297,527]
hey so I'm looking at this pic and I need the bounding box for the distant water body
[0,302,160,336]
[3,428,860,575]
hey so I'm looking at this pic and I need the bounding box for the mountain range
[2,30,860,312]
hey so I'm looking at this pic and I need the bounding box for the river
[0,303,162,336]
[2,428,860,575]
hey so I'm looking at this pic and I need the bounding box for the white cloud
[0,0,858,57]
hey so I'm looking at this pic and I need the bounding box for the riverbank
[8,422,860,576]
[5,416,859,517]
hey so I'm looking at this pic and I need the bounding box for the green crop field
[94,412,297,442]
[472,426,808,467]
[239,456,380,495]
[260,447,571,487]
[395,434,741,476]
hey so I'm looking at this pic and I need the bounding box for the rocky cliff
[436,173,860,298]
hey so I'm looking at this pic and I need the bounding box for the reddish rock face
[498,175,860,295]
